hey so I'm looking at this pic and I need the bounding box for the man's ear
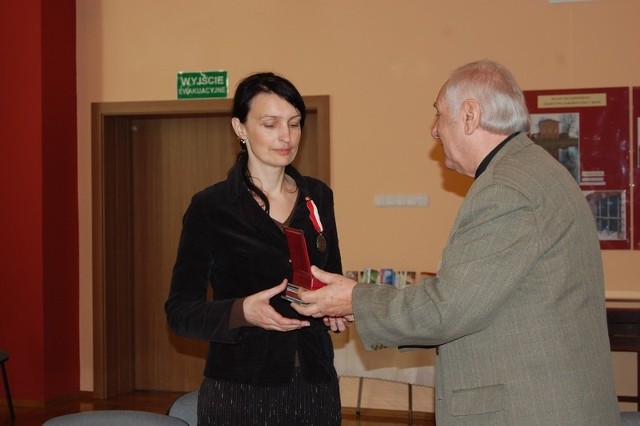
[231,117,246,139]
[462,99,481,135]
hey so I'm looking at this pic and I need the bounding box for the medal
[316,233,327,253]
[305,197,327,253]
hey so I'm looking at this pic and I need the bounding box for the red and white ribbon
[305,197,323,233]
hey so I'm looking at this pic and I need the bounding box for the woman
[165,72,343,425]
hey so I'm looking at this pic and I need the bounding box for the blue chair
[167,390,198,426]
[43,410,189,425]
[0,350,14,424]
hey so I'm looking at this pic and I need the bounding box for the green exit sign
[177,71,228,99]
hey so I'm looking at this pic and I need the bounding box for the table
[607,307,640,410]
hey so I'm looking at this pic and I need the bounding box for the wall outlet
[374,194,429,207]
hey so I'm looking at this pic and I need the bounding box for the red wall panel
[0,0,79,402]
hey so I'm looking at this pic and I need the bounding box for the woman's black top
[165,162,342,385]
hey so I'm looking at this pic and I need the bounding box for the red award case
[282,226,326,303]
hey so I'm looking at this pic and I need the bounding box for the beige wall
[76,0,640,402]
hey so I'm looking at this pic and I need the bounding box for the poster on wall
[634,87,640,250]
[523,87,630,250]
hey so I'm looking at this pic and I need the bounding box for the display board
[524,87,631,250]
[634,87,640,250]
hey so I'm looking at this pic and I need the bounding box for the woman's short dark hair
[232,72,306,127]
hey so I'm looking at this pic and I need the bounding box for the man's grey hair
[443,60,530,134]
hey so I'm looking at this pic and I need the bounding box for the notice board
[634,87,640,250]
[524,87,630,250]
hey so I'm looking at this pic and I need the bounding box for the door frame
[91,97,330,398]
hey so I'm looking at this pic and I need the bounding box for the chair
[167,390,198,426]
[354,377,416,425]
[622,411,640,425]
[42,410,189,425]
[0,349,15,424]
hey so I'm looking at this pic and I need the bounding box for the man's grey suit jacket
[352,133,620,425]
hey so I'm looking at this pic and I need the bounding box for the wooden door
[132,115,235,391]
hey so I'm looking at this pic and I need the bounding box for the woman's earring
[240,138,246,146]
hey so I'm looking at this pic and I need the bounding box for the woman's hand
[243,280,310,331]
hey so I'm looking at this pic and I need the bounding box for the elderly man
[293,60,620,425]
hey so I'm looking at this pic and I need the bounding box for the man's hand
[243,280,310,331]
[290,266,357,318]
[323,316,355,332]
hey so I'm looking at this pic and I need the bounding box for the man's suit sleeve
[353,181,541,351]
